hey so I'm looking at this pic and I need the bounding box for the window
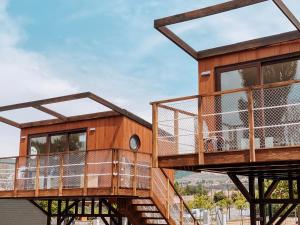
[217,66,259,91]
[69,132,87,151]
[28,130,87,155]
[216,56,300,91]
[50,134,67,153]
[129,135,141,151]
[29,136,47,155]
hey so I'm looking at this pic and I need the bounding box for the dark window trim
[27,128,87,155]
[215,52,300,91]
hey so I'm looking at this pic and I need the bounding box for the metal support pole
[249,176,256,225]
[258,177,266,225]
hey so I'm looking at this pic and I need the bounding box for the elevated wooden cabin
[153,2,300,224]
[152,0,300,178]
[0,93,198,225]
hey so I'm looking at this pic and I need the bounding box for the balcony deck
[152,80,300,178]
[0,149,153,199]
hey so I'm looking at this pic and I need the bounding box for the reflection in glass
[29,136,47,155]
[69,132,86,151]
[50,134,67,153]
[219,67,258,91]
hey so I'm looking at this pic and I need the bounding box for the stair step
[142,216,164,219]
[132,203,155,206]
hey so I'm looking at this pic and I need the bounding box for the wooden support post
[83,151,88,196]
[174,110,179,154]
[249,176,256,225]
[35,155,40,197]
[13,157,19,196]
[152,103,158,167]
[180,199,184,225]
[248,89,256,162]
[167,179,170,219]
[258,177,265,225]
[150,167,154,197]
[91,198,95,215]
[274,204,297,225]
[133,152,137,196]
[289,178,294,200]
[82,199,85,215]
[59,154,64,196]
[57,199,62,225]
[47,200,52,225]
[197,97,205,164]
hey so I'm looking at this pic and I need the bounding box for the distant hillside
[175,170,193,179]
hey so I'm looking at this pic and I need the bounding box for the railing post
[83,151,88,196]
[133,152,137,196]
[247,89,256,162]
[35,155,40,197]
[174,111,179,154]
[150,167,154,197]
[111,149,119,195]
[167,179,170,219]
[198,96,205,164]
[59,154,63,196]
[13,157,19,196]
[180,199,184,225]
[152,103,158,168]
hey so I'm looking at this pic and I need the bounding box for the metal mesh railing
[0,158,16,190]
[0,149,152,194]
[155,81,300,156]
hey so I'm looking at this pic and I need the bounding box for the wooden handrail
[160,169,200,225]
[152,79,300,105]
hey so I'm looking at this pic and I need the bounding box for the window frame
[215,52,300,92]
[27,128,87,156]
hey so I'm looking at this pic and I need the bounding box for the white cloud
[0,0,77,156]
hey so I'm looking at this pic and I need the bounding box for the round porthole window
[129,135,140,151]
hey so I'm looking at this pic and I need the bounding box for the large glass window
[69,132,87,151]
[29,136,47,155]
[217,66,259,91]
[28,130,86,155]
[262,59,300,84]
[50,134,67,153]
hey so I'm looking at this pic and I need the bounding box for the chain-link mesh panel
[158,98,198,156]
[16,156,37,190]
[253,84,300,149]
[118,151,134,188]
[183,206,195,225]
[0,158,16,191]
[86,150,112,188]
[39,154,60,189]
[137,153,151,190]
[63,151,85,189]
[170,195,181,225]
[202,92,249,152]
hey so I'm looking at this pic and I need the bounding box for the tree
[189,193,214,211]
[213,191,226,203]
[232,192,249,225]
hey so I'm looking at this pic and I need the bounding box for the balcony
[152,80,300,175]
[0,149,199,225]
[0,149,153,198]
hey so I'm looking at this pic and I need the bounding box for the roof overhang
[154,0,300,60]
[0,92,152,129]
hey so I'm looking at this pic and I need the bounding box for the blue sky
[0,0,299,156]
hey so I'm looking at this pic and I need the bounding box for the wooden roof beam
[0,116,21,129]
[273,0,300,32]
[33,105,67,121]
[154,0,268,27]
[197,30,300,59]
[0,92,91,112]
[156,26,198,60]
[21,111,120,128]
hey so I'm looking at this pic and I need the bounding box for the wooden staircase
[123,168,199,225]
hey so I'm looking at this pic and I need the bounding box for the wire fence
[156,82,300,156]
